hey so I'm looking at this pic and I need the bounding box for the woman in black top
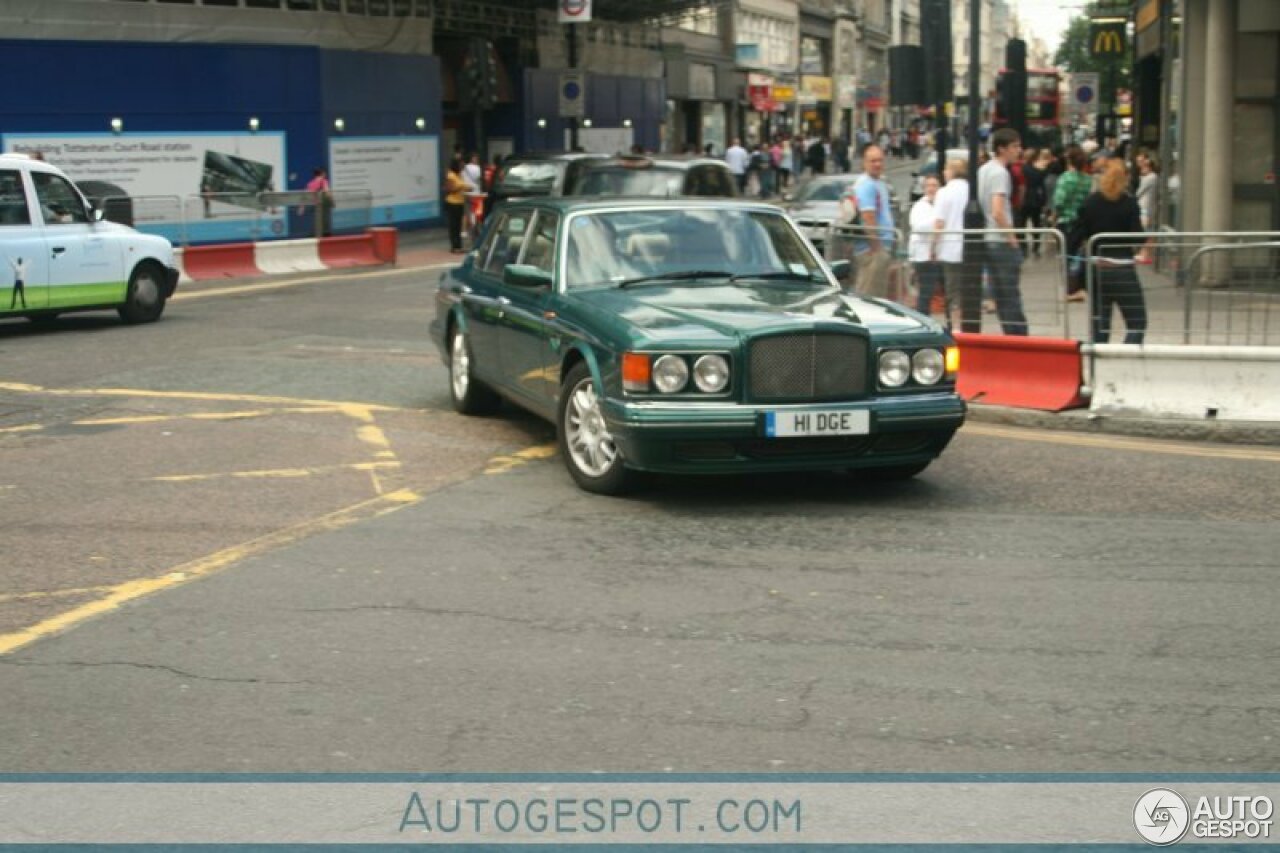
[1071,159,1147,344]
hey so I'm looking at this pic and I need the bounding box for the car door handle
[496,296,512,306]
[51,246,66,256]
[449,284,472,295]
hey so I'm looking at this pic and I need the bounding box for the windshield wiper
[728,270,824,283]
[616,270,734,289]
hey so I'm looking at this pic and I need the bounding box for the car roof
[502,152,608,163]
[580,155,729,171]
[0,153,64,175]
[496,197,781,215]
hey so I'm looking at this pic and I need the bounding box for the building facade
[1149,0,1280,235]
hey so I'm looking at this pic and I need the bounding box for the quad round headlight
[878,349,910,387]
[692,355,730,393]
[652,354,689,393]
[912,348,946,385]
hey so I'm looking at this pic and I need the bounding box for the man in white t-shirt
[931,158,973,330]
[724,139,750,193]
[977,128,1029,335]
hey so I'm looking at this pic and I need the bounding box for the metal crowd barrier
[96,189,375,246]
[1083,231,1280,348]
[824,224,1071,338]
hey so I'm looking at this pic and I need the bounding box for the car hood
[568,282,931,344]
[785,200,841,221]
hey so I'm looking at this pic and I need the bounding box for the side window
[520,212,560,274]
[479,212,530,277]
[32,172,89,225]
[474,214,504,268]
[0,170,31,226]
[690,167,735,198]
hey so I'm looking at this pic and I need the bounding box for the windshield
[496,162,560,195]
[793,180,847,203]
[571,167,685,197]
[565,208,828,290]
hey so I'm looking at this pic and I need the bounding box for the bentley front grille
[748,333,869,401]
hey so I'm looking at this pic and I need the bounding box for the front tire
[557,362,633,495]
[447,324,501,415]
[118,262,167,324]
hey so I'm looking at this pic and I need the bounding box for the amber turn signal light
[622,352,651,392]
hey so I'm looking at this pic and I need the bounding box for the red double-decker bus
[994,67,1063,146]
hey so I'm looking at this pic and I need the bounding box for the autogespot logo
[1134,788,1191,846]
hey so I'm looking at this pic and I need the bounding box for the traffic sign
[558,0,592,23]
[559,70,585,118]
[1069,72,1100,117]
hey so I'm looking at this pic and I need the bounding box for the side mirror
[91,206,105,222]
[503,263,553,289]
[828,259,852,281]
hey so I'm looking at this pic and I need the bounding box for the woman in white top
[931,158,973,330]
[1134,150,1159,263]
[908,175,944,318]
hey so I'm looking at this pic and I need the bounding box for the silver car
[783,173,901,251]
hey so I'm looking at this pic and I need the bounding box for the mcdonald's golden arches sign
[1089,21,1127,57]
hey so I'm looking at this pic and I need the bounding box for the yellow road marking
[149,460,401,483]
[963,422,1280,463]
[0,381,408,413]
[0,488,423,656]
[0,586,117,604]
[484,443,558,475]
[0,424,42,434]
[72,407,336,427]
[172,262,456,302]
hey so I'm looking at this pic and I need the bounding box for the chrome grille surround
[748,332,869,402]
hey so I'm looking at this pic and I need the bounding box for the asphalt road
[1,265,1278,773]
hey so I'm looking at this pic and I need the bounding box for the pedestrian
[306,167,332,237]
[844,144,896,298]
[1134,150,1159,263]
[1019,148,1049,258]
[833,135,850,173]
[1070,158,1147,344]
[482,153,502,219]
[806,135,826,175]
[724,137,750,194]
[778,137,794,191]
[443,157,469,253]
[932,158,974,331]
[462,152,485,239]
[977,127,1029,335]
[1054,145,1092,301]
[909,174,945,320]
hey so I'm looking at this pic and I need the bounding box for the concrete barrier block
[1089,344,1280,421]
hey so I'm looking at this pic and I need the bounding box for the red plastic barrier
[180,243,260,280]
[318,234,383,269]
[954,332,1088,412]
[368,226,398,265]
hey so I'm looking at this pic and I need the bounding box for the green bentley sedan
[430,198,964,494]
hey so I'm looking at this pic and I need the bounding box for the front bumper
[601,391,966,474]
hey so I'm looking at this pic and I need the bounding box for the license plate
[764,409,870,438]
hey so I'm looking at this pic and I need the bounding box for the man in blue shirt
[842,144,896,298]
